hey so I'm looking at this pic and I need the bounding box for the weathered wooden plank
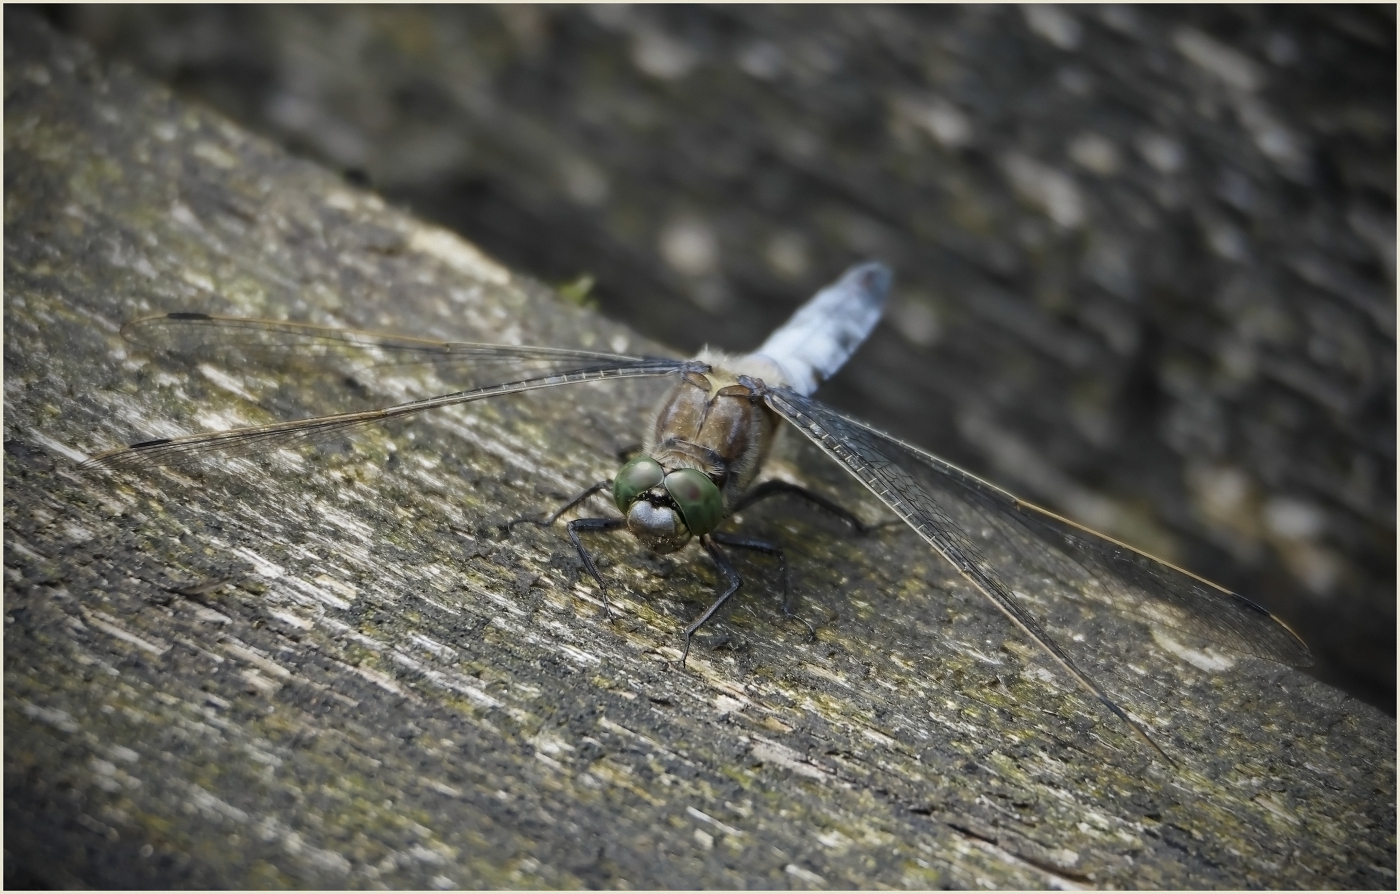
[5,13,1394,889]
[45,4,1397,712]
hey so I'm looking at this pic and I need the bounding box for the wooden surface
[45,4,1397,711]
[5,13,1395,888]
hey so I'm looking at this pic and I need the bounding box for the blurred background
[41,5,1394,710]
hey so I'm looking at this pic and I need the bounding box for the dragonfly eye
[613,456,665,512]
[663,468,724,536]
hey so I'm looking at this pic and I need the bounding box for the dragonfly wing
[763,387,1163,751]
[86,357,689,469]
[120,313,667,384]
[764,387,1312,668]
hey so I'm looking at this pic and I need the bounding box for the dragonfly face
[612,456,717,553]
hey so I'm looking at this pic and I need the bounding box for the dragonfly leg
[731,479,877,534]
[682,537,746,666]
[710,531,816,641]
[566,516,626,621]
[506,479,613,530]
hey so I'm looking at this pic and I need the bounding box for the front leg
[503,480,625,622]
[566,517,626,621]
[709,531,816,640]
[681,537,746,666]
[506,479,613,531]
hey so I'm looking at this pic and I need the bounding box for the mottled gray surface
[44,4,1396,711]
[5,12,1395,890]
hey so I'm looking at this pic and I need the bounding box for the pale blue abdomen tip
[752,260,894,396]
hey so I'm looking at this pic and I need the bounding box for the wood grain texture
[43,4,1396,710]
[5,13,1394,888]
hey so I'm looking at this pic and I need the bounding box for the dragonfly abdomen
[750,261,892,396]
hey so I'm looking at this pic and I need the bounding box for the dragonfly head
[613,456,724,554]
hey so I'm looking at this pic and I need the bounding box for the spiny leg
[732,479,881,534]
[710,531,816,640]
[682,537,746,666]
[565,517,626,621]
[504,479,624,620]
[506,479,613,531]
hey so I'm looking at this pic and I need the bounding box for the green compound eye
[613,456,665,512]
[663,468,724,536]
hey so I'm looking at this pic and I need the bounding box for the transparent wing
[765,386,1313,757]
[89,314,688,469]
[765,388,1312,666]
[119,313,660,378]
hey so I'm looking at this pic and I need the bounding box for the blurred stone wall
[45,5,1395,707]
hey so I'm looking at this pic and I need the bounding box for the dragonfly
[86,262,1312,761]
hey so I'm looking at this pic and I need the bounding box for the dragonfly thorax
[645,362,781,519]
